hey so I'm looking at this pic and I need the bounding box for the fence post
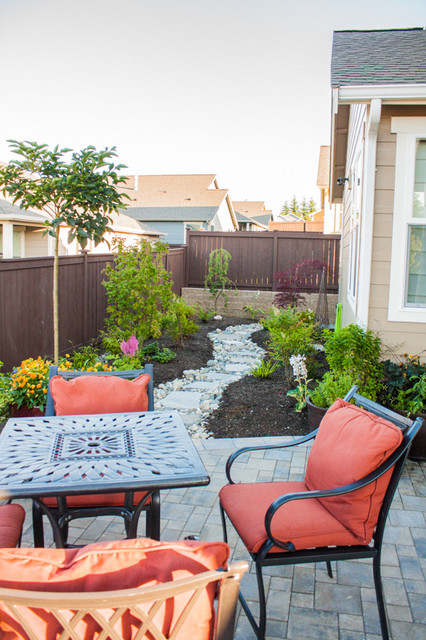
[272,231,279,290]
[81,250,89,345]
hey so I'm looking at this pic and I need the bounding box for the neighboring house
[317,146,341,234]
[329,27,426,356]
[232,201,272,231]
[121,175,238,244]
[271,209,324,232]
[0,198,162,258]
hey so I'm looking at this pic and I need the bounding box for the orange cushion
[50,373,151,415]
[41,491,150,508]
[0,504,25,548]
[305,398,403,544]
[0,538,229,640]
[219,481,360,553]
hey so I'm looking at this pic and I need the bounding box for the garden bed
[150,316,321,438]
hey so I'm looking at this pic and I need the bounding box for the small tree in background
[204,248,236,312]
[0,140,129,364]
[273,259,328,309]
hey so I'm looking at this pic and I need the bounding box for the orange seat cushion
[40,491,150,508]
[0,504,25,548]
[305,398,403,544]
[219,481,360,553]
[0,538,229,640]
[50,373,151,415]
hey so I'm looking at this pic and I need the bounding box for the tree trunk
[53,233,59,364]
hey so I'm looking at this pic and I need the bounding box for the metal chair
[219,386,423,640]
[32,364,159,547]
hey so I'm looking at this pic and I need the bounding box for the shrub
[309,372,355,408]
[103,239,174,344]
[266,308,320,382]
[162,296,199,346]
[322,324,382,399]
[250,359,278,378]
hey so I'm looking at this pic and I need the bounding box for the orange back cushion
[50,373,151,415]
[0,538,229,640]
[305,398,403,544]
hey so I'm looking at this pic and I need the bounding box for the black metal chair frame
[33,364,159,547]
[219,386,423,640]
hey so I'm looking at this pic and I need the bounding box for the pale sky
[1,0,425,216]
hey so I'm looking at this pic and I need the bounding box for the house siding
[369,105,426,357]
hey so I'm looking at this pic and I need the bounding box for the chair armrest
[264,419,422,551]
[225,429,319,484]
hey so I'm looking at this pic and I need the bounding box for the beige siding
[368,105,426,358]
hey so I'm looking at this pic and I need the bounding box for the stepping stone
[160,391,202,411]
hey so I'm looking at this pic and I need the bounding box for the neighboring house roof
[276,212,301,222]
[251,214,270,227]
[316,146,330,188]
[233,201,272,220]
[0,199,46,225]
[107,210,164,236]
[123,206,219,223]
[122,174,238,229]
[331,28,426,87]
[235,211,268,230]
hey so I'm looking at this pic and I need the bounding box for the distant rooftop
[331,28,426,87]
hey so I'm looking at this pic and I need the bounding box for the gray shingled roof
[122,206,219,222]
[0,199,46,222]
[331,28,426,87]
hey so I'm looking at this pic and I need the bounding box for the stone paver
[16,437,426,640]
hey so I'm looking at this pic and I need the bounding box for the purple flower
[120,335,139,357]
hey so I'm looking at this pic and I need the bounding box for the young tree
[0,140,129,364]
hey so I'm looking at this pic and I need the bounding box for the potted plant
[8,357,51,417]
[306,324,383,428]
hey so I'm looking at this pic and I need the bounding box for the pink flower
[120,335,139,357]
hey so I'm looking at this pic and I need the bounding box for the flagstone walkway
[17,436,426,640]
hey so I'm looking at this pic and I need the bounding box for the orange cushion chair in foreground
[0,504,25,548]
[33,365,157,548]
[219,387,423,640]
[0,538,248,640]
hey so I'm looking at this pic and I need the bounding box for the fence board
[186,231,340,291]
[0,248,185,372]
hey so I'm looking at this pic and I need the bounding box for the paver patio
[17,435,426,640]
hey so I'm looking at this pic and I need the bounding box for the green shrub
[162,296,199,346]
[204,249,237,312]
[250,359,278,378]
[309,372,355,408]
[103,239,174,344]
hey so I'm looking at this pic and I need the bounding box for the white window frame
[389,117,426,323]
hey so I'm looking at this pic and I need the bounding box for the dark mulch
[150,317,321,438]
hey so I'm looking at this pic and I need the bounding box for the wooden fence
[186,230,340,291]
[0,233,339,371]
[0,248,186,372]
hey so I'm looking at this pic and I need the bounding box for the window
[389,118,426,322]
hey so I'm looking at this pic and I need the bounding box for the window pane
[413,140,426,219]
[406,225,426,306]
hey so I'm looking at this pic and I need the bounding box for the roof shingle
[331,28,426,87]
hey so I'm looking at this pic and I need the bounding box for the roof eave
[335,83,426,104]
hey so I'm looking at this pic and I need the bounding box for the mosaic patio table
[0,411,210,547]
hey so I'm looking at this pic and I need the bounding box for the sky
[1,0,426,216]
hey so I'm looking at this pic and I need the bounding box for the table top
[0,411,209,499]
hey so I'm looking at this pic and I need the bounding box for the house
[316,146,341,234]
[0,198,163,259]
[232,201,271,231]
[121,175,238,244]
[330,27,426,357]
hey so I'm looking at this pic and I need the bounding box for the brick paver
[16,436,426,640]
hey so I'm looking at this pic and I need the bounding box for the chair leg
[255,555,268,640]
[372,553,389,640]
[219,503,228,544]
[147,491,160,540]
[326,561,333,578]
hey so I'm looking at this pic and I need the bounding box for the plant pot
[9,404,44,418]
[306,396,328,430]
